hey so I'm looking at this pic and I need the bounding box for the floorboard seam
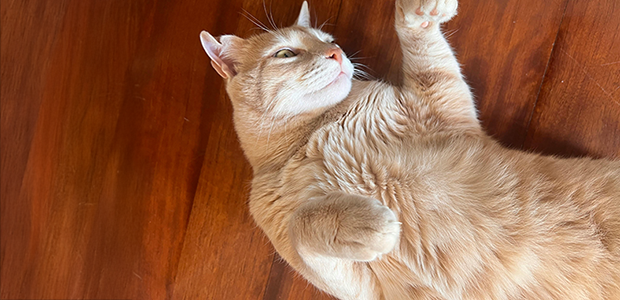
[521,0,570,150]
[261,254,282,300]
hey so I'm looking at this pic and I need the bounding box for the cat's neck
[232,97,353,173]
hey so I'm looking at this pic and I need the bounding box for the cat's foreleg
[288,192,401,299]
[395,0,479,129]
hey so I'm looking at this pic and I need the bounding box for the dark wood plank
[1,0,71,297]
[1,0,213,298]
[524,0,620,158]
[263,255,336,300]
[169,100,273,299]
[448,0,570,148]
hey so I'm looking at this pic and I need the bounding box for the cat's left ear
[200,31,244,79]
[295,1,311,27]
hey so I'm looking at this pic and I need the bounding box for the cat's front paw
[334,196,401,261]
[397,0,458,28]
[292,192,401,261]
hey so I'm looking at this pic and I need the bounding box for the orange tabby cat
[200,0,620,299]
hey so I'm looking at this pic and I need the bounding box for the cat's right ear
[295,1,311,27]
[200,31,242,79]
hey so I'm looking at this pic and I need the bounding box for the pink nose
[326,47,343,65]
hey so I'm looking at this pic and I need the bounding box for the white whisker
[318,17,334,30]
[348,50,362,58]
[352,62,376,81]
[240,10,270,32]
[263,0,278,30]
[445,28,460,39]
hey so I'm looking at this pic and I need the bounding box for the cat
[200,0,620,299]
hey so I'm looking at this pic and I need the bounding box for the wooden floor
[1,0,618,299]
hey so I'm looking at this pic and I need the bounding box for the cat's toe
[338,199,401,261]
[365,205,401,259]
[398,0,458,28]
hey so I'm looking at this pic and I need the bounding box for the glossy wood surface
[1,0,618,299]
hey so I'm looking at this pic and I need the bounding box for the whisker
[240,9,270,32]
[313,11,318,28]
[349,57,373,61]
[353,73,374,80]
[263,0,278,30]
[445,28,460,39]
[352,62,376,81]
[348,50,362,58]
[352,62,374,71]
[318,18,334,30]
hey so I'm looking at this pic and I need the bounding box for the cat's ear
[295,1,311,27]
[200,31,244,79]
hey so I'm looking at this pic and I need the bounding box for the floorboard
[523,0,620,158]
[448,0,571,148]
[2,0,215,298]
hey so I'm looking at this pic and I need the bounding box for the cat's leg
[289,192,401,299]
[395,0,480,130]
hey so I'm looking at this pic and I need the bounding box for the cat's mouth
[325,68,352,89]
[328,72,347,86]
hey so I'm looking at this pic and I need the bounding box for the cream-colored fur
[200,0,620,299]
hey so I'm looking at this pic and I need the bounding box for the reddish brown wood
[1,0,70,297]
[263,255,336,300]
[2,0,216,298]
[169,83,273,300]
[524,0,620,158]
[447,0,571,148]
[1,0,618,299]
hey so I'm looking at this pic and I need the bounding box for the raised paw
[397,0,458,28]
[292,192,401,261]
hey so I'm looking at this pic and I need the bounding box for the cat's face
[200,2,354,118]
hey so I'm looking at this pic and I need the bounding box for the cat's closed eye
[274,48,296,58]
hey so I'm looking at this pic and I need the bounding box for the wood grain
[1,0,70,297]
[1,0,618,299]
[447,0,571,148]
[523,0,620,158]
[2,0,213,298]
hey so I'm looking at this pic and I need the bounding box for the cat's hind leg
[289,192,401,299]
[395,0,480,132]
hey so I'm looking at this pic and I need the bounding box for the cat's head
[200,1,354,118]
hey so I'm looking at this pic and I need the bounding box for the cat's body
[201,0,620,299]
[251,80,620,299]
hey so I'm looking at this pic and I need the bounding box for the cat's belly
[297,119,620,299]
[298,119,494,297]
[302,94,484,209]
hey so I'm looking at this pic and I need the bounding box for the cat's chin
[275,76,352,116]
[306,75,352,110]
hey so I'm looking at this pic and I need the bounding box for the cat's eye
[274,49,296,58]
